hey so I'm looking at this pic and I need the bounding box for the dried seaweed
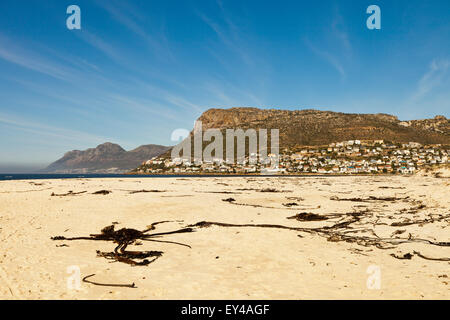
[129,189,166,194]
[52,221,193,266]
[189,206,450,261]
[29,182,45,186]
[330,196,410,202]
[286,197,305,202]
[260,188,291,193]
[283,203,299,207]
[260,188,280,193]
[287,212,328,221]
[379,186,406,189]
[391,251,450,262]
[92,190,111,195]
[189,221,312,232]
[391,213,449,227]
[51,191,87,197]
[222,200,302,210]
[390,253,413,260]
[82,274,136,288]
[201,191,242,194]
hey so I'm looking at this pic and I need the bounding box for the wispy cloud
[196,1,266,107]
[197,3,253,67]
[411,59,450,102]
[0,34,111,86]
[95,0,174,61]
[331,8,352,57]
[163,94,204,113]
[0,35,71,81]
[0,112,110,145]
[304,7,352,81]
[105,93,183,122]
[9,78,108,119]
[205,83,235,106]
[77,30,125,65]
[304,37,346,79]
[203,80,263,108]
[130,80,204,113]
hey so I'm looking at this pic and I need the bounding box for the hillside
[399,115,449,137]
[197,108,449,147]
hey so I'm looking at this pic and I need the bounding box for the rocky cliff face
[399,115,449,137]
[44,142,170,173]
[197,108,449,146]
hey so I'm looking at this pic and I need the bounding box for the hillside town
[133,140,449,175]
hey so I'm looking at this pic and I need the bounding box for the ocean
[0,173,273,181]
[0,173,356,181]
[0,173,167,181]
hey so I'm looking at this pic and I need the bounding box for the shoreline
[0,172,411,182]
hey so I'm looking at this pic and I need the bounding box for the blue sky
[0,0,449,171]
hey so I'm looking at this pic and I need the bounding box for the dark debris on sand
[92,190,112,195]
[52,221,193,266]
[287,212,329,221]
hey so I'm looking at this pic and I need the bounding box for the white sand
[0,175,448,299]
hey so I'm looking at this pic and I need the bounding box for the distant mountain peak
[97,142,124,147]
[44,143,171,174]
[92,142,126,154]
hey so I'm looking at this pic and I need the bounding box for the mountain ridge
[154,107,448,161]
[43,142,171,174]
[196,108,449,147]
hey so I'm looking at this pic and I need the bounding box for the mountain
[154,108,449,162]
[196,108,449,147]
[43,142,170,173]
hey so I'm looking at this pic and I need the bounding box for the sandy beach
[0,175,448,299]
